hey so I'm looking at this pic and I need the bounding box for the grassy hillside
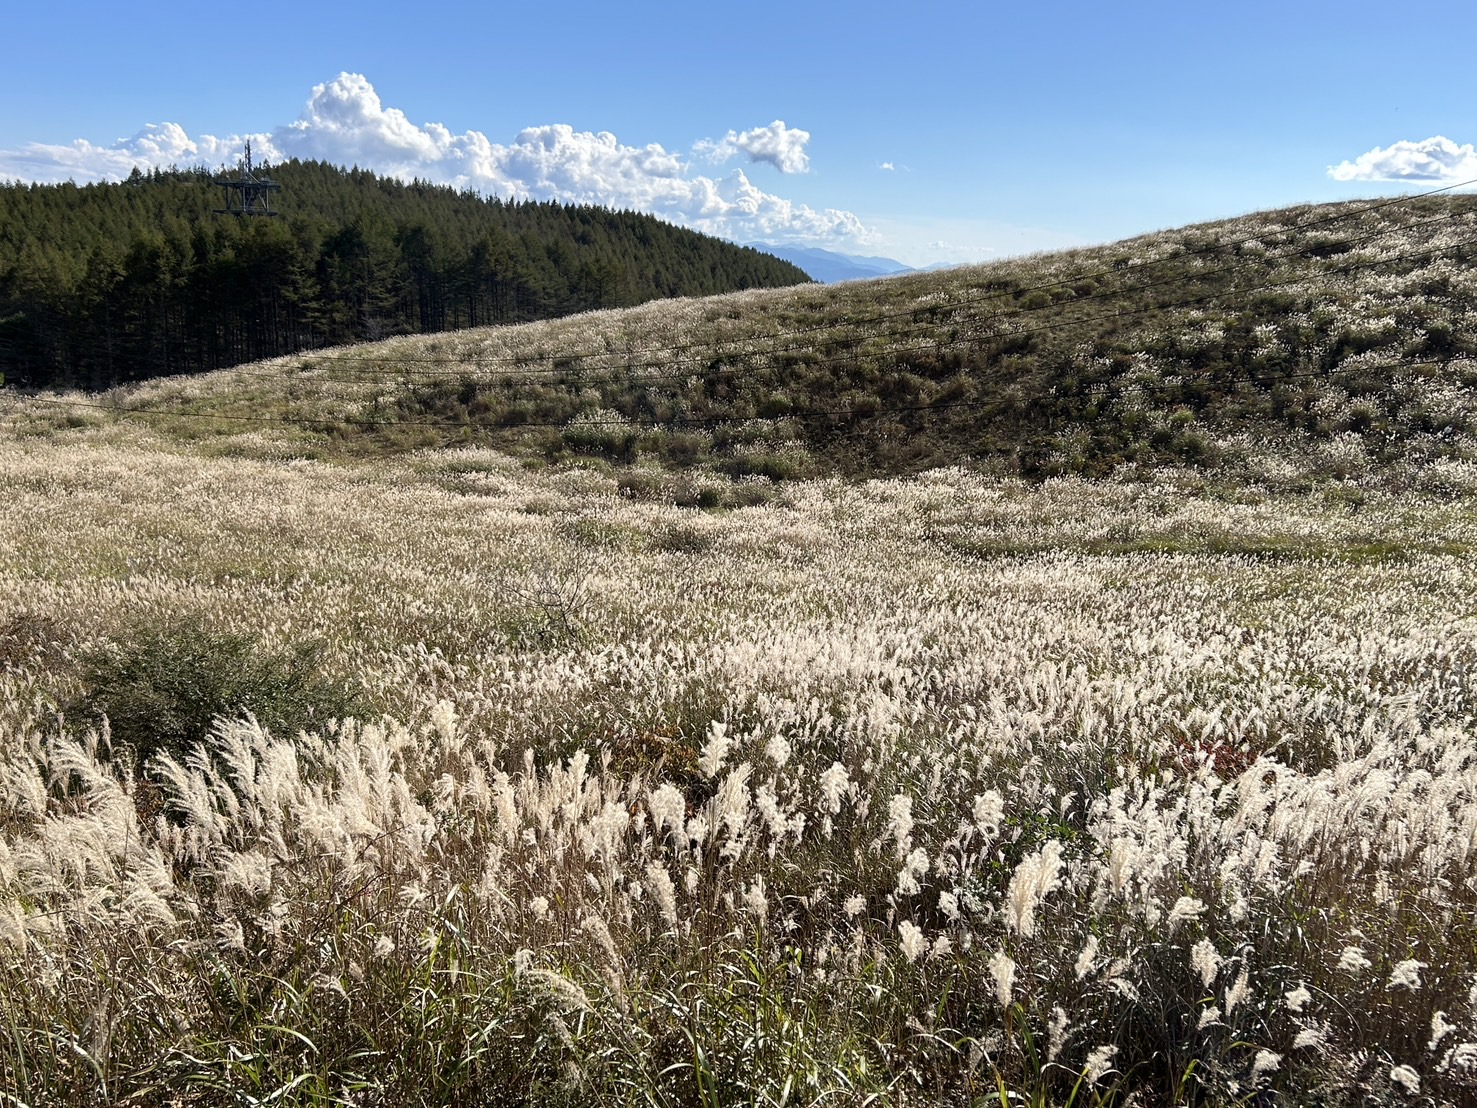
[2,197,1477,1104]
[8,191,1477,493]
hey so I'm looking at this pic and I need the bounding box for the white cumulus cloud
[694,119,812,174]
[728,120,812,174]
[1328,135,1477,183]
[0,122,259,185]
[0,73,868,247]
[276,72,447,169]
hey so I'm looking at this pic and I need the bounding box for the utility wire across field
[220,207,1477,384]
[6,174,1474,389]
[212,174,1477,374]
[9,349,1464,438]
[225,209,1477,388]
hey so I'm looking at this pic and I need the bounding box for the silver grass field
[3,205,1477,1104]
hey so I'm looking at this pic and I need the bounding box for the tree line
[0,160,810,389]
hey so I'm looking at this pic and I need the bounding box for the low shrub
[75,614,364,765]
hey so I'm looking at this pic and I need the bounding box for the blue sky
[3,0,1475,267]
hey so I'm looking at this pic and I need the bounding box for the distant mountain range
[749,243,915,284]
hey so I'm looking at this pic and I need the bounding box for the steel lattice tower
[213,141,280,217]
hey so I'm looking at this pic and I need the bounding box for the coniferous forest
[0,160,810,389]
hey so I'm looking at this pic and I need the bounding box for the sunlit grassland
[4,191,1477,1104]
[1,415,1476,1104]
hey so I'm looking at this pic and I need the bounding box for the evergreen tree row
[0,160,810,389]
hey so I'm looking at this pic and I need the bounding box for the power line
[213,193,1477,384]
[9,222,1476,437]
[7,179,1477,446]
[182,222,1477,411]
[10,221,1476,445]
[261,205,1477,384]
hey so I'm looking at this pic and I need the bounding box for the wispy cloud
[1328,135,1477,184]
[0,73,868,246]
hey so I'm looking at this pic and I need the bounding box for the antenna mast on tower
[214,141,281,217]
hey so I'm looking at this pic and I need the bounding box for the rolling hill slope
[8,190,1477,491]
[748,242,914,283]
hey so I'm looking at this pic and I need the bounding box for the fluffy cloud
[275,72,446,169]
[693,120,812,175]
[732,120,810,174]
[0,73,867,246]
[0,123,256,185]
[1328,135,1477,183]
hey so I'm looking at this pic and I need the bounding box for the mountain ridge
[749,242,914,283]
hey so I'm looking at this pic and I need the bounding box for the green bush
[77,615,364,765]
